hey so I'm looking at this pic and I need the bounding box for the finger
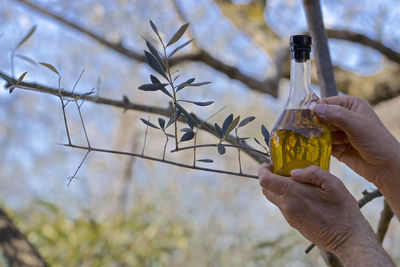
[313,104,366,137]
[320,96,355,108]
[332,131,349,145]
[290,166,334,191]
[258,164,296,196]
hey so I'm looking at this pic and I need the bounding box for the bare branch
[141,116,150,157]
[0,207,49,267]
[15,0,277,96]
[0,70,268,164]
[302,0,338,97]
[67,150,90,186]
[171,143,268,156]
[65,144,258,179]
[376,199,394,243]
[326,29,400,65]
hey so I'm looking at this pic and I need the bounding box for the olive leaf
[167,23,190,47]
[254,137,262,146]
[15,25,37,49]
[176,78,195,92]
[166,133,175,138]
[224,115,240,136]
[238,116,256,128]
[140,118,160,129]
[150,74,161,84]
[185,82,211,87]
[177,104,196,128]
[149,20,163,44]
[166,110,181,128]
[183,100,214,106]
[261,125,270,146]
[146,40,166,70]
[138,83,168,91]
[15,72,28,85]
[197,159,214,163]
[180,131,195,142]
[15,54,37,65]
[215,123,224,139]
[222,114,233,134]
[150,20,160,36]
[39,62,59,75]
[217,143,226,155]
[150,75,172,97]
[144,51,168,80]
[169,39,193,58]
[226,137,250,141]
[180,128,192,132]
[158,118,165,129]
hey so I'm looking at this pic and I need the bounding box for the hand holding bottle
[258,164,396,266]
[313,95,400,217]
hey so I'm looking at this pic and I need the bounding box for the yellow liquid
[270,109,331,176]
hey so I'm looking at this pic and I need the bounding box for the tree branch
[376,199,394,243]
[16,0,277,96]
[65,144,258,179]
[302,0,337,97]
[0,207,48,267]
[0,70,268,165]
[326,29,400,64]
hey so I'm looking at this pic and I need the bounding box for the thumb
[290,166,333,191]
[313,104,364,137]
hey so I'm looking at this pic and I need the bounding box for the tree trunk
[0,207,48,267]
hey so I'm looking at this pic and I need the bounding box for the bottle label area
[270,109,332,176]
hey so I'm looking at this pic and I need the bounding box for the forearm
[377,147,400,219]
[334,222,395,267]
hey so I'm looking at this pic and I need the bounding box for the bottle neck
[286,58,316,110]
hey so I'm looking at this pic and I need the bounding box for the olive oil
[270,109,331,176]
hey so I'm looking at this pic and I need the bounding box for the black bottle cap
[290,35,312,62]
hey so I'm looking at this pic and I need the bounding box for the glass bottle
[269,35,332,176]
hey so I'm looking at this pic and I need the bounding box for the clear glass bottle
[269,35,331,176]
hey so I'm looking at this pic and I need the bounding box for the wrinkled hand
[258,164,395,266]
[259,164,375,255]
[313,96,400,186]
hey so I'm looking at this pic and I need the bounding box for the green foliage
[9,201,191,267]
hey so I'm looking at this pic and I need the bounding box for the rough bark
[0,207,48,267]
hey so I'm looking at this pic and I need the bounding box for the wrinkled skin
[259,96,399,266]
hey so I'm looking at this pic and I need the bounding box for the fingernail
[290,169,302,176]
[313,104,326,116]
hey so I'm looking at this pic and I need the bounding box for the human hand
[258,164,394,266]
[313,96,400,187]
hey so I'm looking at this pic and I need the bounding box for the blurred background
[0,0,400,266]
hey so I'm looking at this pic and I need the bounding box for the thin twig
[10,49,15,78]
[193,130,198,167]
[1,71,268,164]
[67,150,90,186]
[141,116,150,157]
[162,133,169,160]
[75,100,91,148]
[72,69,85,94]
[235,128,242,174]
[162,43,179,150]
[171,143,269,156]
[64,144,258,179]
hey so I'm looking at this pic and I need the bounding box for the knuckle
[259,175,270,188]
[307,165,320,177]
